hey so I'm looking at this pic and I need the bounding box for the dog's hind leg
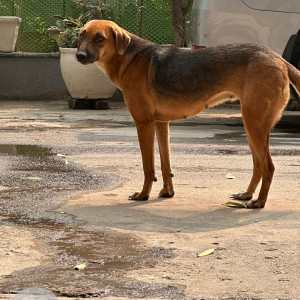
[129,121,156,201]
[238,95,285,207]
[232,136,262,201]
[233,66,290,207]
[244,129,274,208]
[155,121,175,198]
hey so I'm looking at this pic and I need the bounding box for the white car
[189,0,300,109]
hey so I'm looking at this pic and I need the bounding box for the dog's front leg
[156,121,174,198]
[129,121,156,201]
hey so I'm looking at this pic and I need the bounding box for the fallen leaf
[223,201,246,208]
[25,177,42,180]
[197,248,215,257]
[74,263,86,270]
[226,171,236,179]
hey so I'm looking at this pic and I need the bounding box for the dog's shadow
[66,196,295,233]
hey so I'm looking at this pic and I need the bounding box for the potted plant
[0,3,22,52]
[48,2,117,108]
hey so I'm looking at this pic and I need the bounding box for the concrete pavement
[0,99,299,299]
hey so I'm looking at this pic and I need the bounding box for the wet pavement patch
[0,144,184,298]
[0,143,121,222]
[0,220,182,298]
[0,144,52,157]
[216,149,238,155]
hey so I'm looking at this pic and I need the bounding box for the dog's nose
[76,51,87,62]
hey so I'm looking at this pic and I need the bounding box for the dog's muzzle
[76,50,97,65]
[76,51,87,61]
[76,51,89,64]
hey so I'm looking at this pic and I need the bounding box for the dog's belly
[154,91,238,121]
[154,104,202,121]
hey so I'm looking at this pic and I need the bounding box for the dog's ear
[111,26,131,55]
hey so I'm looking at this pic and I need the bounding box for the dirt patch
[0,226,47,278]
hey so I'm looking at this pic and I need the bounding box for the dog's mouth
[76,50,98,65]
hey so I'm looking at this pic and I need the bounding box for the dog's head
[76,20,131,65]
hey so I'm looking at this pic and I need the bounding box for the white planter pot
[59,47,117,99]
[0,17,22,52]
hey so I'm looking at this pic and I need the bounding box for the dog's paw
[231,191,252,201]
[159,187,175,198]
[129,192,149,201]
[245,199,265,209]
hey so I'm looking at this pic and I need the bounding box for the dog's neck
[126,34,155,56]
[96,34,155,89]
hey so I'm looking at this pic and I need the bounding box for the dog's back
[147,43,285,100]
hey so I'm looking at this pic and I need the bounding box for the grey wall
[0,52,69,100]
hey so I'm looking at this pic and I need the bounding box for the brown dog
[76,20,300,208]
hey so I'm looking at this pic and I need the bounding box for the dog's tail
[287,62,300,95]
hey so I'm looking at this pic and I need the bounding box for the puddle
[0,144,121,222]
[0,144,52,157]
[0,215,181,299]
[77,124,300,149]
[217,149,238,155]
[0,144,184,298]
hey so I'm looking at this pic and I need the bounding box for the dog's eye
[79,30,86,40]
[95,33,105,43]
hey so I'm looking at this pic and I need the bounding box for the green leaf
[53,15,65,20]
[197,248,215,257]
[226,171,236,179]
[25,177,42,180]
[74,263,86,270]
[223,201,247,208]
[57,153,66,157]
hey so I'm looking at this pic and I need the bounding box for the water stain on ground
[0,143,120,222]
[0,218,182,298]
[0,144,184,298]
[0,144,52,157]
[77,121,300,149]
